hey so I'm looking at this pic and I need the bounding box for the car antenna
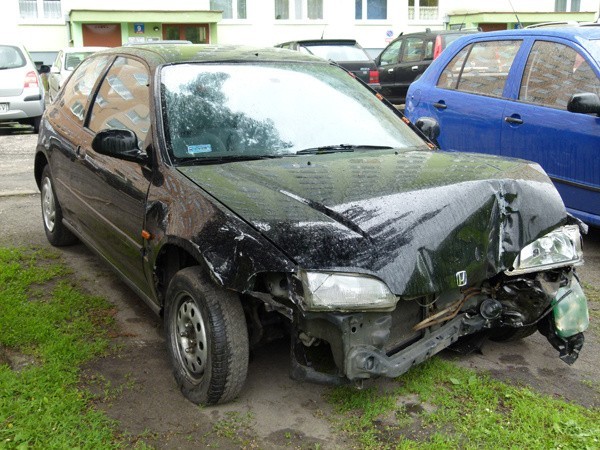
[507,0,523,29]
[459,13,467,30]
[321,25,326,39]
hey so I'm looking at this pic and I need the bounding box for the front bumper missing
[291,276,589,384]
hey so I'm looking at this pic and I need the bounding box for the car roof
[62,46,109,53]
[284,39,359,46]
[463,26,600,44]
[97,44,326,67]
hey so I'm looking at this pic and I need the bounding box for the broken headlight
[507,225,583,276]
[298,270,398,312]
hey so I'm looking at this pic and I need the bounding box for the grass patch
[208,411,257,447]
[327,358,600,449]
[0,247,121,448]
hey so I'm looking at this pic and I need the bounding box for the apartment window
[355,0,387,20]
[211,0,247,19]
[408,0,438,21]
[275,0,323,20]
[19,0,62,20]
[555,0,580,12]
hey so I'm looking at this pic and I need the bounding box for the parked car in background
[35,43,589,405]
[405,26,600,227]
[48,47,108,101]
[275,39,380,90]
[0,44,45,132]
[376,29,478,104]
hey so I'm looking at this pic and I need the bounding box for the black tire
[489,325,537,342]
[28,116,41,134]
[40,165,78,246]
[164,266,249,405]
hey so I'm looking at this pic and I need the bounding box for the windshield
[161,62,425,163]
[64,52,95,71]
[0,46,26,70]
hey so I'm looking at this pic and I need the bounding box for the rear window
[0,46,26,69]
[302,45,371,62]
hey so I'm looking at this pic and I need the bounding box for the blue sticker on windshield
[187,144,212,154]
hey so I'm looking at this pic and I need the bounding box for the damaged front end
[264,224,589,384]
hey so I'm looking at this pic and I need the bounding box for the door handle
[433,102,447,110]
[75,146,86,159]
[411,66,419,71]
[504,116,523,125]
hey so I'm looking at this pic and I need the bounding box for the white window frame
[210,0,247,20]
[275,0,324,21]
[355,0,388,21]
[18,0,63,23]
[408,0,439,22]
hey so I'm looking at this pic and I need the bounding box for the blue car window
[519,40,600,110]
[437,41,521,98]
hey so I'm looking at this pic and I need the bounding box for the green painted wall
[448,11,597,29]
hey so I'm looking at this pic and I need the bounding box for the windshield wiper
[176,154,282,166]
[296,144,393,155]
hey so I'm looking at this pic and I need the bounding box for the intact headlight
[299,270,398,312]
[507,225,583,276]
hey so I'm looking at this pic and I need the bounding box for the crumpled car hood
[178,149,567,296]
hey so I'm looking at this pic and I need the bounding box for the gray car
[0,44,45,133]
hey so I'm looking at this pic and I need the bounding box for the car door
[377,39,402,102]
[72,56,153,294]
[417,39,523,153]
[393,36,431,101]
[500,38,600,223]
[45,54,113,220]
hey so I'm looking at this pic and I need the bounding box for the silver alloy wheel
[41,177,56,232]
[175,294,209,381]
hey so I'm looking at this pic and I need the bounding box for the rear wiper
[296,144,393,155]
[176,154,282,166]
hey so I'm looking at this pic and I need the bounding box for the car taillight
[369,70,379,84]
[433,36,443,59]
[24,71,39,89]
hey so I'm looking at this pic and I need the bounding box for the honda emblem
[456,270,467,287]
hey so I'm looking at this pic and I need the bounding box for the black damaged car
[35,44,590,405]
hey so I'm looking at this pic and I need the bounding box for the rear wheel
[164,266,249,405]
[40,166,78,246]
[28,116,42,134]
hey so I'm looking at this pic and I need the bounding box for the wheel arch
[34,152,49,189]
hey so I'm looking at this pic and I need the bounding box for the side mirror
[50,66,60,74]
[567,92,600,115]
[92,129,148,164]
[415,117,440,145]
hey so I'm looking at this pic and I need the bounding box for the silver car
[0,44,45,133]
[48,47,108,101]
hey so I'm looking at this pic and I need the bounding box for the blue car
[405,26,600,227]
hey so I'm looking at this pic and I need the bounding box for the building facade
[3,0,599,64]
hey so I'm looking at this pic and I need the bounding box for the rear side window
[402,37,425,63]
[437,40,521,98]
[519,40,600,110]
[60,55,111,124]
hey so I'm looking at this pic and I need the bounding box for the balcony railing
[408,6,439,21]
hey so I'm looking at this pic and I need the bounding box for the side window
[60,55,111,124]
[519,40,600,110]
[379,40,402,66]
[437,45,470,89]
[401,37,425,63]
[88,57,151,144]
[437,40,521,97]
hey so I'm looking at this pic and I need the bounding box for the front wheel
[40,166,78,246]
[164,266,249,405]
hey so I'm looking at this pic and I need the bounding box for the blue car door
[410,38,524,154]
[500,38,600,225]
